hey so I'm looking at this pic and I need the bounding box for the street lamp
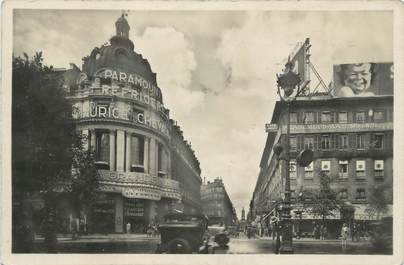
[274,59,303,254]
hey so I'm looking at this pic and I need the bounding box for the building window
[338,135,349,149]
[356,160,366,179]
[374,160,384,180]
[304,136,315,150]
[321,160,331,175]
[95,131,110,166]
[373,134,384,149]
[304,162,314,179]
[289,136,297,151]
[321,111,332,123]
[303,112,315,124]
[290,160,297,180]
[290,112,298,124]
[338,111,348,123]
[355,111,366,123]
[130,134,145,173]
[373,111,385,122]
[338,160,349,179]
[356,188,366,200]
[158,143,168,177]
[356,134,365,149]
[321,135,331,150]
[339,189,348,199]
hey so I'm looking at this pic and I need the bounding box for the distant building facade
[58,14,202,233]
[251,94,393,237]
[201,178,237,226]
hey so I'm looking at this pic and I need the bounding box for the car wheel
[167,238,192,254]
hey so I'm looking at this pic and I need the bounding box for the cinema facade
[59,15,202,233]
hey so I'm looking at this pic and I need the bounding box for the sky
[13,9,393,218]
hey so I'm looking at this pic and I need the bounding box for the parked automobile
[208,223,230,247]
[156,213,210,254]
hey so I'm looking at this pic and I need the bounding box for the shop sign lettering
[97,69,161,99]
[85,103,169,137]
[285,122,393,133]
[101,85,166,113]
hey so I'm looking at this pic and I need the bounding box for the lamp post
[274,59,302,254]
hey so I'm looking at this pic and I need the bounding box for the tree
[12,53,98,252]
[365,183,392,220]
[303,168,341,225]
[70,134,99,223]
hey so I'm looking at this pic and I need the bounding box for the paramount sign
[96,68,161,99]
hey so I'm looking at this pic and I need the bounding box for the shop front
[96,170,181,233]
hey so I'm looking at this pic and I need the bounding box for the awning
[354,204,392,220]
[261,201,283,221]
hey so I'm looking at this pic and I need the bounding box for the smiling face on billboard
[342,63,372,93]
[333,62,393,97]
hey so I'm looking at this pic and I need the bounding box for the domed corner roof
[82,44,157,84]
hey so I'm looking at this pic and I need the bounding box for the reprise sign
[100,85,166,113]
[96,68,161,100]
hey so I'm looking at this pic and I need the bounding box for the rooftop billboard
[333,63,393,97]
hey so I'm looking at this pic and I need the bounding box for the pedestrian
[126,222,131,234]
[320,224,327,240]
[275,222,281,254]
[313,223,319,239]
[341,223,349,249]
[147,224,153,237]
[351,222,357,242]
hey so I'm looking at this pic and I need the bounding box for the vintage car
[156,213,210,254]
[208,223,230,247]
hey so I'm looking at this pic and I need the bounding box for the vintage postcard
[1,1,403,265]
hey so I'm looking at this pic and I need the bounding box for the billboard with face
[333,63,393,97]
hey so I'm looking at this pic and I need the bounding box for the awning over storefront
[354,204,393,220]
[291,208,340,220]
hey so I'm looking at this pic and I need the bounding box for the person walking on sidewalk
[320,224,327,240]
[341,223,349,249]
[126,222,131,234]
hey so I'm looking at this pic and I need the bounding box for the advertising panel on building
[333,62,394,97]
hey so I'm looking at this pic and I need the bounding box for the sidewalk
[35,233,160,243]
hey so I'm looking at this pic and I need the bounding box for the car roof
[164,213,208,220]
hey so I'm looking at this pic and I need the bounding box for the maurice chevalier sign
[88,103,170,137]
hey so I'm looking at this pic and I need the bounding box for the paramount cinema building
[60,15,202,233]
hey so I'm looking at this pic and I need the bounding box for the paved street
[33,233,389,254]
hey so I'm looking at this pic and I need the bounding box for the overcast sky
[13,9,393,218]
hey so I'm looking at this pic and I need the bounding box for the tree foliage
[12,52,98,251]
[12,52,74,195]
[365,183,392,220]
[302,168,341,223]
[70,134,100,212]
